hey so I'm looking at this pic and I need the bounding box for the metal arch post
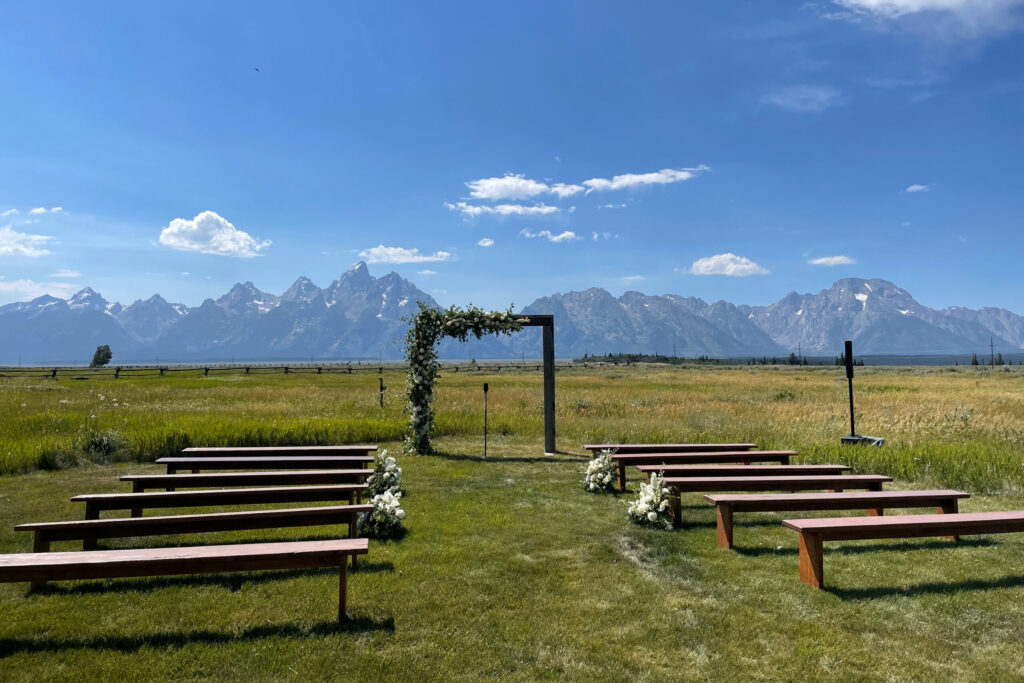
[516,314,556,455]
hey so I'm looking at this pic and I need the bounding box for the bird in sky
[254,67,260,72]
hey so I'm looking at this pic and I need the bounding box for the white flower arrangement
[366,449,403,497]
[625,472,675,530]
[358,490,406,539]
[583,449,618,493]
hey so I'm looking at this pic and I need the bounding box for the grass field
[2,364,1024,680]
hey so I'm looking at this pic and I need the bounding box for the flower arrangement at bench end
[625,472,674,530]
[366,450,403,497]
[584,449,617,493]
[358,490,406,539]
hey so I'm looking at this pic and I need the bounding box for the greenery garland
[404,302,521,455]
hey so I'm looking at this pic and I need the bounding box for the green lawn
[2,366,1024,679]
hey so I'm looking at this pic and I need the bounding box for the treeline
[576,352,835,366]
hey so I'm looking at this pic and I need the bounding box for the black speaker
[845,340,854,379]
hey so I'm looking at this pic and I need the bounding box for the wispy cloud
[619,275,646,282]
[689,253,769,276]
[417,269,437,276]
[832,0,1022,20]
[592,232,618,241]
[519,229,581,243]
[477,238,494,247]
[599,203,627,210]
[905,183,930,192]
[809,255,856,266]
[359,245,453,264]
[0,225,53,257]
[826,0,1024,38]
[49,268,81,278]
[466,174,550,201]
[28,206,63,215]
[0,276,77,302]
[550,183,585,198]
[762,85,842,112]
[0,209,17,217]
[158,211,270,258]
[445,201,559,217]
[582,166,708,193]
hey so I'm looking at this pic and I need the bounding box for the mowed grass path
[1,365,1024,679]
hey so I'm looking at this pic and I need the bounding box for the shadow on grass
[0,616,395,658]
[734,537,995,558]
[428,451,588,464]
[29,561,395,596]
[679,519,782,530]
[828,574,1024,600]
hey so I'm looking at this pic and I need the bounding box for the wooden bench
[16,504,371,557]
[156,456,374,475]
[704,490,969,548]
[182,445,377,457]
[584,443,756,454]
[609,451,797,492]
[0,538,368,623]
[783,511,1024,589]
[71,484,368,520]
[665,475,892,527]
[121,469,372,493]
[636,464,851,481]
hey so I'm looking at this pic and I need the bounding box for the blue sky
[1,1,1022,312]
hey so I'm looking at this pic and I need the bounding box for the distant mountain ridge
[0,265,1021,363]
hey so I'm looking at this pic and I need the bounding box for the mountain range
[1,262,1021,363]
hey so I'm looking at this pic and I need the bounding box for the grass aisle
[3,438,1024,680]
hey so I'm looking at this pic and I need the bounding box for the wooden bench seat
[584,443,756,454]
[783,511,1024,589]
[0,538,368,623]
[182,445,377,457]
[609,451,797,492]
[121,469,372,493]
[636,464,851,480]
[71,484,368,520]
[704,490,969,548]
[665,475,892,527]
[156,456,374,474]
[16,504,371,555]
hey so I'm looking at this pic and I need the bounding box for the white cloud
[0,225,53,256]
[689,253,769,276]
[592,231,616,241]
[445,201,559,217]
[49,269,81,278]
[477,238,494,247]
[28,207,62,215]
[520,229,581,243]
[358,245,453,264]
[832,0,1022,20]
[550,183,585,198]
[0,276,77,302]
[466,174,550,201]
[599,203,627,210]
[159,211,270,258]
[1,209,17,217]
[582,166,708,193]
[905,183,930,192]
[417,269,437,275]
[763,85,842,112]
[809,255,856,266]
[180,271,190,276]
[619,275,646,282]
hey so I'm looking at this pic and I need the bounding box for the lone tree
[90,345,113,368]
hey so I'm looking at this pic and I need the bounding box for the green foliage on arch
[404,303,522,455]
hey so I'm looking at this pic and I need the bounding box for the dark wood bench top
[16,504,372,540]
[182,445,377,456]
[637,464,849,476]
[0,538,368,623]
[704,490,969,548]
[156,456,374,471]
[584,443,757,454]
[784,511,1024,589]
[784,511,1024,539]
[705,489,969,510]
[121,470,372,491]
[613,450,796,464]
[666,474,890,492]
[71,484,368,517]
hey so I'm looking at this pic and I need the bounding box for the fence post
[115,367,120,379]
[203,367,209,377]
[51,368,57,379]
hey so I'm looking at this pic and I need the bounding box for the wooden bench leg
[939,500,960,541]
[716,504,734,549]
[31,531,52,588]
[670,487,682,529]
[348,516,359,568]
[618,462,627,493]
[798,532,825,589]
[866,508,884,516]
[338,559,348,624]
[84,502,99,520]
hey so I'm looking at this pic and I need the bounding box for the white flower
[647,511,658,522]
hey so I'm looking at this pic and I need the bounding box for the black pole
[483,382,489,458]
[379,377,385,408]
[845,340,855,437]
